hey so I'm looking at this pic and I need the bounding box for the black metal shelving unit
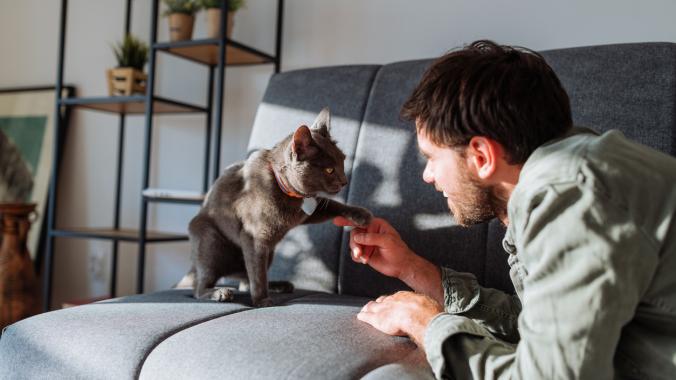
[44,0,284,311]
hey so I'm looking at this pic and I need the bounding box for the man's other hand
[357,291,444,348]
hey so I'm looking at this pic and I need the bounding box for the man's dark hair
[401,40,573,164]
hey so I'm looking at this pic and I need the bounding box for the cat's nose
[340,176,348,187]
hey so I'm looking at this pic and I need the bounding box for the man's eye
[324,167,335,174]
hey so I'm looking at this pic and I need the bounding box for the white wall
[1,0,675,308]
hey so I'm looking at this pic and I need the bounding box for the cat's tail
[173,265,196,289]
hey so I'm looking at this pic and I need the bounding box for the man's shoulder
[516,128,676,199]
[514,129,597,198]
[508,128,676,250]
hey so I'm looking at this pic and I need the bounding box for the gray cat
[183,108,372,307]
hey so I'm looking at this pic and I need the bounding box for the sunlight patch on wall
[414,212,456,230]
[360,123,410,208]
[274,227,334,292]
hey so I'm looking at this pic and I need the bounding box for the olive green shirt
[424,129,676,379]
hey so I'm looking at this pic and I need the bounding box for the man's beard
[447,165,508,227]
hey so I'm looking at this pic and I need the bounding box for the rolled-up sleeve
[440,268,521,343]
[424,313,517,379]
[425,182,658,379]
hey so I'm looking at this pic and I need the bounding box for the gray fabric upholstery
[2,42,674,379]
[0,289,321,380]
[0,290,250,379]
[542,42,676,156]
[139,294,433,380]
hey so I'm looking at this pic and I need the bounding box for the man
[333,40,676,379]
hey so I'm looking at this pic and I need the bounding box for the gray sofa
[1,42,675,379]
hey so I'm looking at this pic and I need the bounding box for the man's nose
[422,166,433,184]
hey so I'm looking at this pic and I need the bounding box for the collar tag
[301,197,318,215]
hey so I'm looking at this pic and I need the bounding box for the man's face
[417,129,503,226]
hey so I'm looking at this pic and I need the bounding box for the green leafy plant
[162,0,200,16]
[111,34,149,70]
[198,0,245,11]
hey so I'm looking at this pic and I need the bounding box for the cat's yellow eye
[324,167,335,174]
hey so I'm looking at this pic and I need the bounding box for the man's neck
[493,165,521,226]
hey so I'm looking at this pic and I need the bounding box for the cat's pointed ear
[292,125,317,159]
[311,107,331,136]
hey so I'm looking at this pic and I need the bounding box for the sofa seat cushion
[0,289,319,379]
[139,293,433,380]
[0,290,433,379]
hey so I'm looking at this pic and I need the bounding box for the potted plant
[199,0,245,39]
[107,34,149,96]
[163,0,200,41]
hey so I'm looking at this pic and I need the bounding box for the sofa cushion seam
[134,307,252,379]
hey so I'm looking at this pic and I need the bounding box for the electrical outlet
[88,249,106,282]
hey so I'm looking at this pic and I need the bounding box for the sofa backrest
[248,42,676,298]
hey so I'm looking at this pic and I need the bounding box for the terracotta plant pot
[0,203,39,329]
[206,9,234,39]
[106,67,147,96]
[168,13,195,41]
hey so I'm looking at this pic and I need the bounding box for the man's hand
[333,216,416,279]
[358,291,444,348]
[333,216,445,304]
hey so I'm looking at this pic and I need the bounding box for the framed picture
[0,86,74,262]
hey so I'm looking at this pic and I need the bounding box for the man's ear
[466,136,502,180]
[292,125,318,159]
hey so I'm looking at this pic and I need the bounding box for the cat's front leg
[302,198,373,227]
[240,231,274,307]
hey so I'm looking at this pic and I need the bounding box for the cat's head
[284,108,348,196]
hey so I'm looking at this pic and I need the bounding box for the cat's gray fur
[183,108,372,307]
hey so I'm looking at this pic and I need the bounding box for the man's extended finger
[353,232,392,248]
[333,217,356,227]
[348,229,369,264]
[351,247,367,264]
[349,228,366,248]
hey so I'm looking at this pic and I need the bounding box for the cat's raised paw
[346,207,373,227]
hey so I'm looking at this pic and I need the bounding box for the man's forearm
[399,254,444,305]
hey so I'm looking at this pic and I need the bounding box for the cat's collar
[270,164,305,199]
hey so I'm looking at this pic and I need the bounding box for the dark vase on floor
[0,203,39,329]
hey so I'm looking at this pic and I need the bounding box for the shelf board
[154,38,275,66]
[60,95,207,115]
[143,188,205,205]
[51,227,188,243]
